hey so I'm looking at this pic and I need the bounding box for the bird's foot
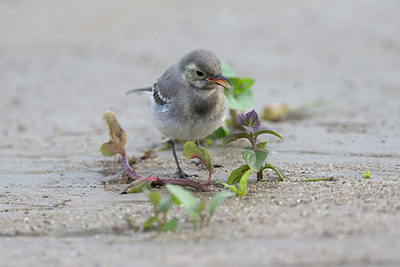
[176,170,199,179]
[213,163,224,168]
[193,160,224,168]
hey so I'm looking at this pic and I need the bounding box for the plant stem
[154,209,162,231]
[121,154,211,191]
[162,212,167,226]
[250,133,257,152]
[199,213,204,229]
[192,218,197,230]
[205,215,211,227]
[121,154,142,180]
[257,170,263,181]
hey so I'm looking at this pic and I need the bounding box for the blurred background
[1,0,399,155]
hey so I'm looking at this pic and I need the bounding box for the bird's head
[179,49,231,91]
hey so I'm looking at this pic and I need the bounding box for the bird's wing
[152,82,170,106]
[155,64,183,101]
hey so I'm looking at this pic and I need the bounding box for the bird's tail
[126,87,152,95]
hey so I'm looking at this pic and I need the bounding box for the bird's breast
[189,90,224,118]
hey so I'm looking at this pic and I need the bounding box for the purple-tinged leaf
[236,110,262,133]
[236,113,248,128]
[245,109,259,128]
[183,141,213,184]
[254,126,283,141]
[241,125,254,134]
[222,131,251,145]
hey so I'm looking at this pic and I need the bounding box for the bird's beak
[207,74,232,90]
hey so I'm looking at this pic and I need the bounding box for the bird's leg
[195,139,201,147]
[168,140,197,179]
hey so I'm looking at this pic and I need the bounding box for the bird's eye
[195,70,204,77]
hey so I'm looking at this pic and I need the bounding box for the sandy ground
[1,0,400,266]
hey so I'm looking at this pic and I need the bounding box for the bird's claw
[177,170,198,179]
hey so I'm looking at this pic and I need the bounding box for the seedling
[100,111,211,192]
[220,110,284,195]
[141,185,234,231]
[142,190,178,232]
[166,185,235,230]
[362,170,371,179]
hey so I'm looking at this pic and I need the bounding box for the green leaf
[100,141,119,157]
[125,178,152,194]
[231,77,255,94]
[217,182,246,196]
[208,122,230,139]
[254,128,283,141]
[238,169,252,195]
[170,195,181,205]
[225,87,253,111]
[143,217,156,231]
[147,191,162,206]
[208,192,235,216]
[166,184,198,219]
[183,141,213,183]
[222,131,251,146]
[256,141,267,149]
[220,61,237,77]
[264,163,284,181]
[242,148,268,172]
[362,170,371,179]
[242,148,256,170]
[162,218,178,232]
[157,197,173,213]
[227,164,251,184]
[195,201,206,213]
[224,77,255,111]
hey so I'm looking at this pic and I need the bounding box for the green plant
[221,62,254,112]
[362,170,371,179]
[143,190,179,231]
[141,185,234,231]
[166,185,234,230]
[100,111,212,192]
[182,141,214,185]
[206,62,255,141]
[220,110,284,196]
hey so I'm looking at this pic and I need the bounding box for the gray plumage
[130,49,231,177]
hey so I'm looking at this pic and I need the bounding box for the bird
[128,49,231,178]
